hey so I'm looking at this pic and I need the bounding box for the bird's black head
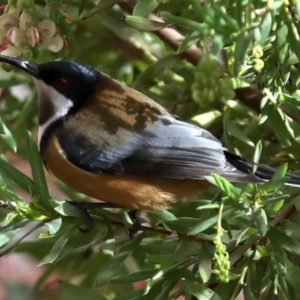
[37,60,100,105]
[0,55,100,106]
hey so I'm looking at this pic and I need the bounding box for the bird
[0,55,300,212]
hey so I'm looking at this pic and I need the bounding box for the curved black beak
[0,55,40,79]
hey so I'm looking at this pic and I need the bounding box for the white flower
[38,19,57,39]
[0,44,22,56]
[19,11,33,30]
[42,34,64,52]
[0,13,18,31]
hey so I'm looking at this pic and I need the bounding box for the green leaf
[45,218,62,235]
[252,140,262,167]
[262,177,288,192]
[133,0,159,17]
[80,0,122,19]
[114,290,144,300]
[259,11,273,43]
[133,54,178,87]
[260,162,289,191]
[234,32,253,75]
[0,156,37,196]
[146,254,182,266]
[214,280,242,299]
[78,0,89,15]
[196,204,220,210]
[164,217,202,233]
[38,226,76,266]
[205,174,244,200]
[243,285,256,300]
[26,131,51,210]
[191,110,222,128]
[223,112,255,147]
[211,35,224,56]
[53,200,82,218]
[285,7,300,62]
[95,234,143,286]
[188,208,235,235]
[134,279,174,300]
[0,229,19,248]
[124,16,166,31]
[263,102,293,147]
[148,279,177,300]
[110,269,157,283]
[268,227,300,256]
[284,260,300,298]
[275,23,289,62]
[161,12,208,31]
[149,210,177,222]
[183,281,222,300]
[273,163,288,180]
[253,208,268,236]
[0,185,22,203]
[0,117,17,152]
[121,210,134,227]
[79,249,114,287]
[0,221,43,256]
[177,31,202,54]
[198,244,212,283]
[0,212,18,227]
[61,282,106,300]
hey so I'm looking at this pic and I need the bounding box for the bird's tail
[225,151,300,187]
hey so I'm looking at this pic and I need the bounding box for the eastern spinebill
[0,55,300,210]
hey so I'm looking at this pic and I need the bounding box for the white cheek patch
[35,80,73,148]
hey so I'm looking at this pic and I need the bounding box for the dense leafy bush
[1,0,300,299]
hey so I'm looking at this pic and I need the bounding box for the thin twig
[269,202,296,227]
[94,217,214,243]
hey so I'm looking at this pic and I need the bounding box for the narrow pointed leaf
[26,131,51,210]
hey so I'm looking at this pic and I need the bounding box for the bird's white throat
[34,79,73,148]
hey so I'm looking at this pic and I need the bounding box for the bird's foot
[68,201,141,237]
[127,210,141,239]
[68,200,120,233]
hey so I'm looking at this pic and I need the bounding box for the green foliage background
[1,0,300,299]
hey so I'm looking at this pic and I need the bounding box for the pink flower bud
[0,13,18,31]
[42,34,64,52]
[38,19,57,39]
[25,26,39,47]
[61,36,68,51]
[64,14,72,24]
[6,26,25,47]
[19,11,33,30]
[0,44,22,57]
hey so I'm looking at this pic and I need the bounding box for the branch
[94,217,214,243]
[148,14,204,66]
[269,202,296,228]
[0,201,213,245]
[118,1,300,124]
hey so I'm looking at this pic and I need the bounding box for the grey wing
[57,115,252,181]
[121,116,245,180]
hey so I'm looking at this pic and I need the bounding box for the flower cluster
[0,4,67,57]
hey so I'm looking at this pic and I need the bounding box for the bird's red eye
[54,78,69,89]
